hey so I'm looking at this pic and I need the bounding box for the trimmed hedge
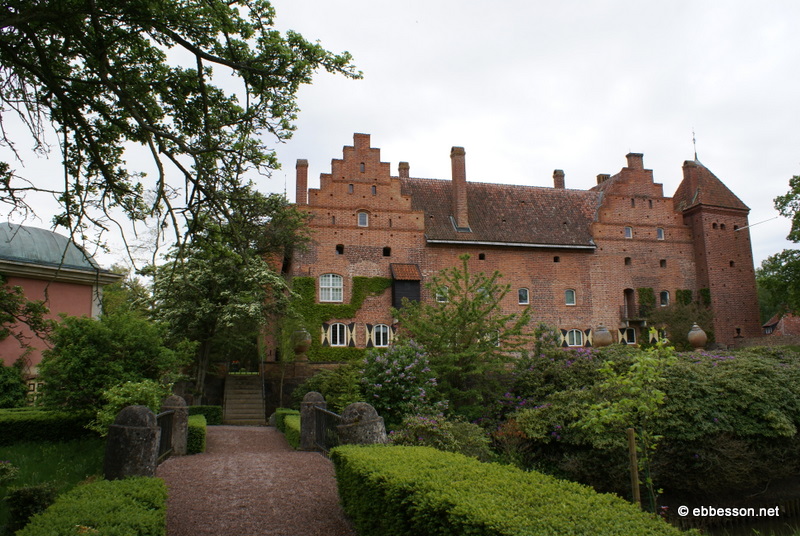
[16,477,167,536]
[187,414,207,454]
[0,409,95,445]
[330,445,695,536]
[274,408,299,432]
[188,405,222,425]
[284,414,300,449]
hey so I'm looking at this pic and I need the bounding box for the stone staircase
[223,375,266,425]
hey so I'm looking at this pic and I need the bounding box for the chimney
[553,169,565,189]
[295,159,308,205]
[596,173,610,184]
[451,147,469,230]
[399,162,410,179]
[626,153,644,170]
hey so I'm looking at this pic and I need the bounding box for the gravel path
[156,426,356,536]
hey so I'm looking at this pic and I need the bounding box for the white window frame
[435,286,449,303]
[357,211,369,227]
[374,324,390,347]
[660,290,669,307]
[565,289,576,306]
[319,274,343,302]
[329,323,347,346]
[567,329,584,347]
[656,227,665,240]
[518,288,529,305]
[624,226,633,239]
[622,327,636,345]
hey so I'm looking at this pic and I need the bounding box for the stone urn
[687,322,707,350]
[293,327,312,361]
[594,324,614,347]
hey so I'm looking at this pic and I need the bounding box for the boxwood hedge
[330,445,695,536]
[188,405,222,425]
[284,414,300,449]
[0,409,95,445]
[187,414,207,454]
[16,477,167,536]
[274,408,299,432]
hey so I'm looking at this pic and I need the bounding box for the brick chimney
[553,169,565,189]
[596,173,610,184]
[295,159,308,205]
[451,147,469,230]
[399,162,410,179]
[626,153,644,170]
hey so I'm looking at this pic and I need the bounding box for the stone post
[300,391,326,451]
[161,395,188,456]
[337,403,387,445]
[104,405,160,480]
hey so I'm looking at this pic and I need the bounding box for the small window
[660,259,667,268]
[648,199,653,208]
[389,218,393,228]
[567,329,584,347]
[624,226,633,239]
[329,323,347,346]
[621,327,636,345]
[624,257,632,266]
[518,288,529,305]
[335,244,344,255]
[565,289,576,306]
[554,256,560,263]
[360,162,365,173]
[435,286,449,303]
[348,184,354,194]
[320,274,343,302]
[374,324,390,347]
[371,185,377,196]
[478,253,486,260]
[720,224,726,230]
[357,212,369,227]
[383,246,391,257]
[631,198,636,208]
[657,228,665,240]
[331,216,336,225]
[712,223,718,229]
[733,225,739,231]
[660,291,669,307]
[729,261,735,267]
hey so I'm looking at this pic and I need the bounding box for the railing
[314,406,342,454]
[620,304,652,320]
[156,410,174,464]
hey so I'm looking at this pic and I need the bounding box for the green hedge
[274,408,299,432]
[16,477,167,536]
[188,405,222,425]
[330,445,694,536]
[0,409,95,445]
[284,414,300,449]
[187,414,207,454]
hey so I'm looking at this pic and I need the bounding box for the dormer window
[357,211,369,227]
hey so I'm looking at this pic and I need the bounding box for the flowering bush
[361,342,446,428]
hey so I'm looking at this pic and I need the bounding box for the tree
[0,0,359,246]
[101,266,152,317]
[0,275,51,351]
[756,249,800,321]
[394,254,532,417]
[0,359,28,408]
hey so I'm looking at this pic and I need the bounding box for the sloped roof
[400,178,599,248]
[389,263,422,281]
[673,160,749,212]
[0,222,100,271]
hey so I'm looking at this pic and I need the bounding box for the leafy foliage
[756,249,800,320]
[0,275,51,352]
[647,301,714,351]
[187,414,207,454]
[88,379,173,436]
[0,360,28,409]
[291,364,362,413]
[389,414,492,461]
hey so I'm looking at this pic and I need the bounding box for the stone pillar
[337,403,387,445]
[300,391,326,451]
[161,395,188,456]
[104,406,160,480]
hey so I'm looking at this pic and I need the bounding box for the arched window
[567,329,584,347]
[371,185,377,195]
[518,288,529,305]
[659,290,669,307]
[565,289,576,306]
[374,324,390,347]
[357,211,369,227]
[329,323,347,346]
[319,274,343,302]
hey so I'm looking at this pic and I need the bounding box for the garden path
[156,425,356,536]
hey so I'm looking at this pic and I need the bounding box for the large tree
[764,175,800,319]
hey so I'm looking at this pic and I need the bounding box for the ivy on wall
[676,289,693,306]
[637,287,655,314]
[286,276,392,362]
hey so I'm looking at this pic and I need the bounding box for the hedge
[187,414,207,454]
[0,409,95,445]
[330,445,695,536]
[284,414,300,449]
[274,408,299,432]
[16,477,167,536]
[188,405,222,425]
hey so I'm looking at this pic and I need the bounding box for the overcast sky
[262,0,800,268]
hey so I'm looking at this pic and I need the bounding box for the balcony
[620,304,652,321]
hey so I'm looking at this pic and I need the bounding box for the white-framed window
[567,329,584,347]
[319,273,343,302]
[565,289,576,306]
[518,288,529,305]
[435,286,449,303]
[374,324,390,347]
[329,323,347,346]
[624,226,633,239]
[660,290,669,307]
[621,327,636,345]
[357,211,369,227]
[657,227,665,240]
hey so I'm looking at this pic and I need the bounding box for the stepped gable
[399,178,600,248]
[673,159,749,213]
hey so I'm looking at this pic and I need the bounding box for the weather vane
[692,128,698,161]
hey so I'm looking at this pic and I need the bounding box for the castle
[288,133,761,351]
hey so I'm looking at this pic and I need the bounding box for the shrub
[5,482,59,532]
[188,405,222,425]
[274,408,299,432]
[284,414,300,449]
[0,409,95,445]
[389,413,492,461]
[16,477,167,536]
[0,460,19,486]
[0,360,27,408]
[187,414,207,454]
[330,445,693,536]
[292,364,362,413]
[88,379,173,436]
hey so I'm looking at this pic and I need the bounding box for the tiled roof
[389,263,422,281]
[400,179,600,248]
[673,160,749,212]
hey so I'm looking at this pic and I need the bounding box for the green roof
[0,222,100,271]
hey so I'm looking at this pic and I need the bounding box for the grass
[0,437,105,532]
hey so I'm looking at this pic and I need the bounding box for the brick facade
[288,133,762,350]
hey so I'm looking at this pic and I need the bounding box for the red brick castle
[288,133,760,350]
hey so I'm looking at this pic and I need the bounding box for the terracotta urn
[293,327,312,361]
[687,322,707,350]
[594,324,614,347]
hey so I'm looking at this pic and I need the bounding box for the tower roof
[673,160,749,212]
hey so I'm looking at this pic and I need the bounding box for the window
[435,286,448,303]
[660,259,667,268]
[648,199,653,208]
[631,198,636,208]
[720,224,726,230]
[712,223,718,229]
[478,253,486,260]
[383,246,391,257]
[371,185,377,195]
[621,327,636,345]
[565,289,576,306]
[659,290,669,307]
[567,329,584,347]
[730,261,735,267]
[518,288,529,305]
[357,212,369,227]
[553,256,560,263]
[329,323,347,346]
[374,324,390,347]
[657,228,665,240]
[319,274,343,302]
[360,162,365,173]
[624,226,633,238]
[624,257,632,266]
[335,244,344,255]
[348,184,354,194]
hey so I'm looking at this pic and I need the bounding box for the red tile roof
[673,160,749,212]
[389,263,422,281]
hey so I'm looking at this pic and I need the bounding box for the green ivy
[676,289,693,306]
[637,287,655,312]
[286,276,392,362]
[699,287,711,307]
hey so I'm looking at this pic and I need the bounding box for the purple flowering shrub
[361,341,446,428]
